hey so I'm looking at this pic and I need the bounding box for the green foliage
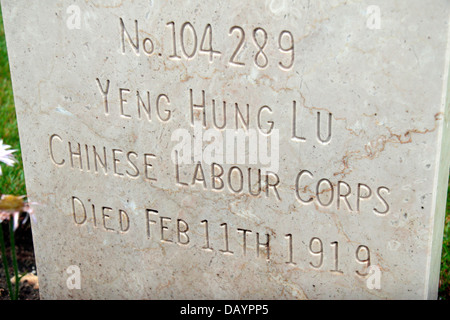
[439,185,450,299]
[0,6,26,196]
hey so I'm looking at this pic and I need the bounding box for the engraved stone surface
[1,0,450,299]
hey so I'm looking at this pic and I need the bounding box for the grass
[440,188,450,299]
[0,6,449,300]
[0,7,25,196]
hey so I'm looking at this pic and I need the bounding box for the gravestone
[1,0,449,299]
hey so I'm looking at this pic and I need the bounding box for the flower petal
[12,212,19,231]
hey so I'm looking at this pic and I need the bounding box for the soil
[0,222,39,300]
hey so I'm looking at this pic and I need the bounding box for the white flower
[0,140,17,175]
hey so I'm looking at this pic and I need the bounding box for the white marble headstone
[1,0,450,299]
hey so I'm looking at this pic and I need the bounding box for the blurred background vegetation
[0,7,448,299]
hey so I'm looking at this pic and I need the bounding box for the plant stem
[9,219,19,300]
[0,223,13,299]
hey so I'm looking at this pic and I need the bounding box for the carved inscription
[71,195,376,278]
[43,14,397,290]
[120,18,295,70]
[46,15,394,226]
[49,134,157,182]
